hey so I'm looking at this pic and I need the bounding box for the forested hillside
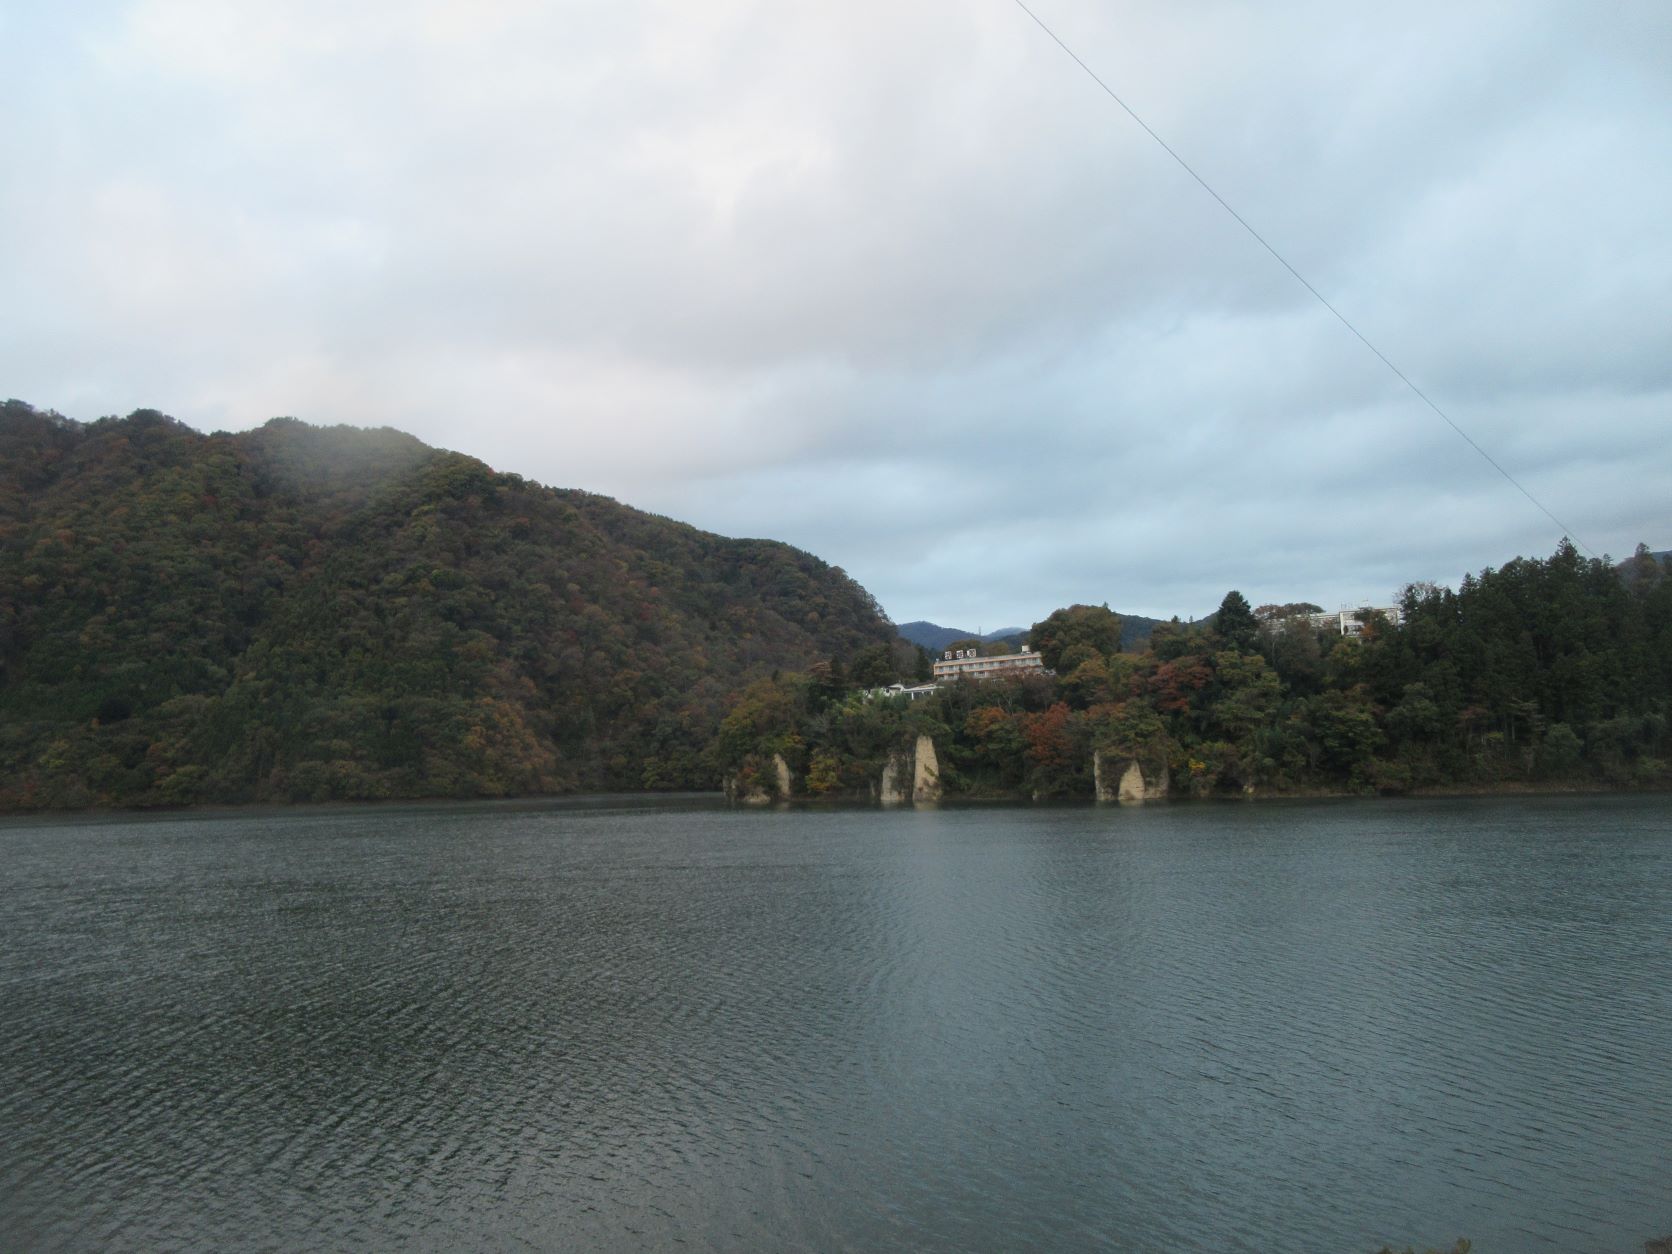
[0,402,897,808]
[716,542,1672,801]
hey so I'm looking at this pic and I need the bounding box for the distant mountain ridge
[898,613,1166,653]
[894,621,1026,651]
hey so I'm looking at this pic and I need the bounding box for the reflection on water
[1,795,1668,1251]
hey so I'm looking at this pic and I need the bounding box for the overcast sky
[5,0,1668,628]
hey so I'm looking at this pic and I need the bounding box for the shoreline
[3,779,1666,822]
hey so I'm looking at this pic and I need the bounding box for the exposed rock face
[880,736,941,804]
[1119,759,1168,802]
[912,735,942,803]
[772,753,793,799]
[1095,750,1167,802]
[879,751,910,805]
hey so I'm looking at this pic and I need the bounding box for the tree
[846,644,895,688]
[1253,601,1322,622]
[1208,650,1279,742]
[1092,700,1169,769]
[1030,604,1123,671]
[1214,590,1259,652]
[1059,657,1114,708]
[1019,703,1088,797]
[1148,618,1201,661]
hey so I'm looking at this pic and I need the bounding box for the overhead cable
[1008,0,1595,556]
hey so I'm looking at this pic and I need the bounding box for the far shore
[2,779,1666,823]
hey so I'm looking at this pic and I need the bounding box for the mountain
[899,613,1166,653]
[1111,614,1167,648]
[895,622,1025,651]
[0,402,896,808]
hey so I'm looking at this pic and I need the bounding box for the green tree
[1030,604,1124,671]
[1213,589,1259,652]
[1207,650,1279,743]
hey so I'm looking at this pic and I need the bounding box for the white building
[864,682,941,702]
[932,646,1048,682]
[1307,606,1403,637]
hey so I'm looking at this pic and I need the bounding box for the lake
[1,795,1668,1251]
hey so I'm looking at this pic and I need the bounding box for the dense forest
[0,402,899,808]
[715,542,1672,802]
[4,400,1666,811]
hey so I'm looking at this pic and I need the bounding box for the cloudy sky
[5,0,1669,629]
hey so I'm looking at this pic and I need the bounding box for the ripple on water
[0,795,1668,1252]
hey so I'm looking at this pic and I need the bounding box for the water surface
[2,795,1668,1251]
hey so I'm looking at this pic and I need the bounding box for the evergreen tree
[1214,590,1259,652]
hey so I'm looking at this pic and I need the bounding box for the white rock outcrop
[727,751,795,805]
[881,736,942,804]
[879,751,910,804]
[911,734,942,803]
[1094,750,1168,803]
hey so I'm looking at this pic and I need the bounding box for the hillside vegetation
[0,402,896,808]
[716,545,1672,801]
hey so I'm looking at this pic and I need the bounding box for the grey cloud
[3,0,1667,632]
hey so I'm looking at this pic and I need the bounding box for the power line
[1007,0,1596,557]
